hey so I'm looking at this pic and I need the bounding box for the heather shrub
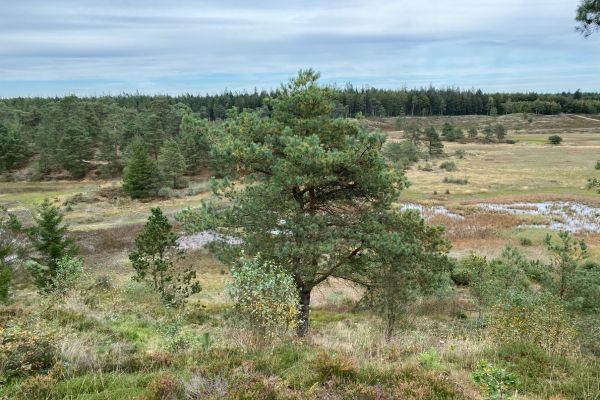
[0,324,58,381]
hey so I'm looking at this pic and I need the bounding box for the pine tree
[424,126,444,156]
[28,200,78,291]
[177,70,406,336]
[123,136,164,199]
[361,210,449,341]
[99,105,126,177]
[179,113,211,174]
[130,207,200,304]
[58,117,94,178]
[159,138,187,188]
[0,122,30,172]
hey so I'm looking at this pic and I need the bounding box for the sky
[0,0,598,97]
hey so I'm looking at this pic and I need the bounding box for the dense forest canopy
[1,86,600,180]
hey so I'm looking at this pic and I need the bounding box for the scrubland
[1,114,600,399]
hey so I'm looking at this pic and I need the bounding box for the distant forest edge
[3,87,600,119]
[1,86,600,180]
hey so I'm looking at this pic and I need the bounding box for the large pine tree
[178,70,406,336]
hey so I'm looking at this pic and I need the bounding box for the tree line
[2,87,600,180]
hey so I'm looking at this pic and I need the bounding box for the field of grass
[1,114,600,399]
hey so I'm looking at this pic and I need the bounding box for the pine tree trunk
[296,289,311,337]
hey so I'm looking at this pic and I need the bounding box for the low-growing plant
[443,176,468,185]
[488,293,576,354]
[418,348,443,370]
[548,134,563,145]
[315,351,357,382]
[0,324,58,381]
[519,237,532,246]
[595,160,600,170]
[228,254,299,338]
[455,149,466,158]
[472,360,517,399]
[439,161,457,171]
[158,186,175,199]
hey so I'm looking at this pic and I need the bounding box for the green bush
[488,293,576,354]
[439,161,457,171]
[26,255,83,296]
[228,254,299,337]
[519,237,532,246]
[548,135,563,145]
[443,176,468,185]
[595,160,600,170]
[158,186,175,198]
[472,360,517,399]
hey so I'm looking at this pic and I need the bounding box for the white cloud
[0,0,598,96]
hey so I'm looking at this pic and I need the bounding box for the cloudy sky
[0,0,598,97]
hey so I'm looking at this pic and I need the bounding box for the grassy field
[1,114,600,399]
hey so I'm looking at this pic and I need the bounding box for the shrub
[184,371,229,399]
[148,374,181,400]
[16,374,56,399]
[472,360,517,399]
[519,237,532,246]
[595,160,600,170]
[0,325,57,381]
[488,293,576,354]
[439,161,457,171]
[26,256,84,296]
[315,351,357,382]
[158,186,175,199]
[455,149,466,158]
[418,349,443,370]
[451,253,488,286]
[228,254,299,337]
[548,135,563,145]
[383,141,420,170]
[420,162,434,171]
[443,177,468,185]
[505,139,516,144]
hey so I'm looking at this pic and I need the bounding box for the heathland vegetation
[1,68,600,399]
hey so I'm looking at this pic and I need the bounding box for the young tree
[424,126,444,156]
[482,126,495,142]
[360,210,449,341]
[123,136,164,199]
[129,208,200,305]
[27,200,78,292]
[159,138,187,188]
[467,127,478,139]
[493,124,506,141]
[178,70,406,336]
[545,231,588,302]
[0,208,28,302]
